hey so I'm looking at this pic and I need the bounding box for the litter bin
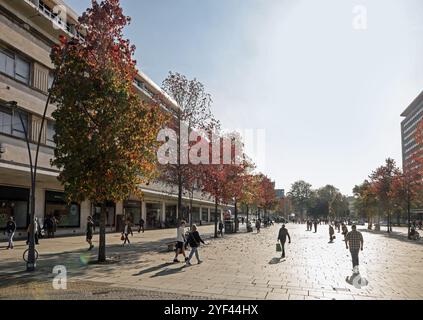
[224,220,235,234]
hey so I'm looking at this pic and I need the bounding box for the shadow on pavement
[360,229,423,246]
[269,257,282,265]
[132,262,175,276]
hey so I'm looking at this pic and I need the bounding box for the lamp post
[6,39,72,271]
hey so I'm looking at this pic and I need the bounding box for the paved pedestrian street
[0,223,422,300]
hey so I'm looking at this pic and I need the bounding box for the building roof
[401,90,423,117]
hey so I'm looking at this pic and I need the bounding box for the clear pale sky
[65,0,423,195]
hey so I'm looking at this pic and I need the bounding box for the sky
[65,0,423,195]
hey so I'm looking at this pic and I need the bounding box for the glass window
[0,186,29,230]
[201,208,208,222]
[48,72,54,89]
[15,56,30,84]
[46,120,55,147]
[45,191,80,228]
[92,202,115,227]
[12,110,28,139]
[0,106,12,135]
[123,200,141,224]
[165,205,177,228]
[146,203,161,229]
[0,49,14,77]
[191,207,201,223]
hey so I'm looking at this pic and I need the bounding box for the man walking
[5,217,16,249]
[138,218,145,233]
[314,220,318,233]
[346,225,364,274]
[277,224,291,259]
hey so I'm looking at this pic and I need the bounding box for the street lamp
[7,39,73,271]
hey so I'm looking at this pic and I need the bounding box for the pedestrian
[186,224,205,266]
[86,216,95,251]
[277,224,291,259]
[45,215,54,238]
[219,220,224,237]
[342,223,349,241]
[5,216,16,249]
[138,218,145,233]
[242,217,245,225]
[255,219,261,233]
[419,220,422,230]
[51,215,58,238]
[26,217,40,245]
[173,220,188,263]
[122,219,133,246]
[314,220,318,233]
[345,225,364,274]
[329,224,335,243]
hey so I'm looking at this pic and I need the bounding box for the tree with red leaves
[50,0,166,262]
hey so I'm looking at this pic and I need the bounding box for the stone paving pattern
[1,223,422,300]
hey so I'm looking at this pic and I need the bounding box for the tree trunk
[246,205,249,224]
[189,191,193,228]
[98,202,107,263]
[214,197,218,238]
[178,171,183,222]
[234,198,238,233]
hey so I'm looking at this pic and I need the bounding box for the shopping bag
[276,243,282,252]
[120,234,125,241]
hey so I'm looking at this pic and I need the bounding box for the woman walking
[173,220,188,263]
[186,225,205,266]
[122,219,133,246]
[86,216,95,250]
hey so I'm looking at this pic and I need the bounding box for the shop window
[165,205,177,228]
[123,200,141,224]
[146,203,161,228]
[201,208,209,222]
[0,186,29,229]
[45,191,80,228]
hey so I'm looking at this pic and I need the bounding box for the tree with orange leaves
[50,0,166,262]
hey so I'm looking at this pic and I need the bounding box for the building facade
[0,0,225,240]
[401,90,423,173]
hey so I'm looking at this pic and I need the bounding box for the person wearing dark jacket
[5,217,16,249]
[86,216,95,251]
[277,224,291,258]
[186,225,205,266]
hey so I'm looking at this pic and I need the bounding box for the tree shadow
[360,229,423,246]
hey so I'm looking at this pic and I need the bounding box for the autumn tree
[369,158,401,233]
[353,180,378,230]
[160,72,219,223]
[239,174,261,225]
[256,174,277,222]
[50,0,165,262]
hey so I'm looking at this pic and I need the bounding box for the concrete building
[0,0,224,239]
[401,90,423,173]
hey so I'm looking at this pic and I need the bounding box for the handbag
[276,243,282,252]
[120,234,125,241]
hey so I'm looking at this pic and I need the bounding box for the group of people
[278,222,364,275]
[3,215,60,250]
[173,220,206,266]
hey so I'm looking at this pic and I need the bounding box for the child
[186,225,205,266]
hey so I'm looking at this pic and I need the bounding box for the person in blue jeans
[186,225,205,266]
[5,217,16,249]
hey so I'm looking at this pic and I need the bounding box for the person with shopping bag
[277,224,291,259]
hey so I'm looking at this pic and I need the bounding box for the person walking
[138,218,145,233]
[174,220,188,263]
[329,224,335,243]
[314,220,318,233]
[186,225,205,266]
[26,217,40,245]
[86,216,95,251]
[5,217,16,249]
[277,224,291,259]
[219,220,224,237]
[255,219,261,233]
[345,225,364,274]
[342,223,349,242]
[45,215,54,238]
[122,219,133,246]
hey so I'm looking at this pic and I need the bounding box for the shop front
[165,204,177,228]
[92,201,116,230]
[191,207,201,224]
[45,191,80,228]
[146,202,161,229]
[0,185,28,230]
[123,200,141,224]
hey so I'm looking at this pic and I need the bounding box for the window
[0,106,12,135]
[46,120,55,147]
[15,57,30,84]
[0,47,31,85]
[0,105,29,139]
[0,49,14,77]
[45,191,80,228]
[48,72,54,89]
[12,110,28,139]
[0,186,29,230]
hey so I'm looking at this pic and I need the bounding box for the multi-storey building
[0,0,224,239]
[401,90,423,173]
